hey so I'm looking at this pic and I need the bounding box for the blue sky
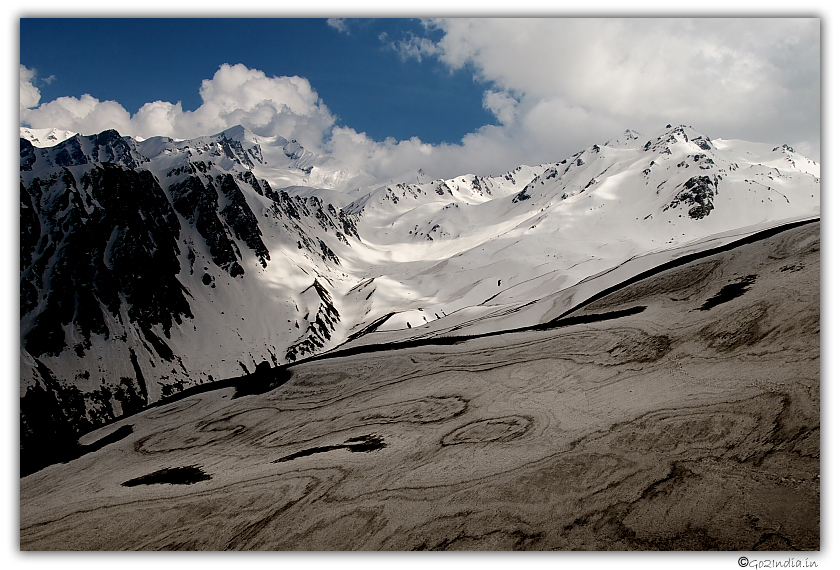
[19,17,821,181]
[20,18,494,145]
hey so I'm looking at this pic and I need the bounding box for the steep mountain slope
[20,127,364,450]
[19,123,820,454]
[20,220,820,550]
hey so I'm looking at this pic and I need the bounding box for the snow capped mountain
[330,124,818,338]
[19,123,820,449]
[19,127,78,148]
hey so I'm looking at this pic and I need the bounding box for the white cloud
[421,18,820,162]
[482,90,519,126]
[19,65,41,115]
[132,100,184,139]
[327,18,348,34]
[392,33,440,62]
[21,63,336,150]
[22,92,134,136]
[337,17,819,179]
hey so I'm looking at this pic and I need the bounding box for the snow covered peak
[604,128,642,147]
[19,126,77,147]
[217,124,258,143]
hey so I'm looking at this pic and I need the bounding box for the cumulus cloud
[334,18,819,179]
[21,63,336,150]
[422,18,820,162]
[22,88,134,136]
[20,65,41,115]
[482,90,519,126]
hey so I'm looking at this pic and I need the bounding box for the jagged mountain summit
[19,123,820,454]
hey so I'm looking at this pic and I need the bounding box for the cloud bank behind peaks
[20,63,336,151]
[20,60,539,182]
[418,18,820,161]
[20,18,820,183]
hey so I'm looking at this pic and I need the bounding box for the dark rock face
[237,170,265,196]
[170,175,245,277]
[218,134,255,168]
[286,279,341,362]
[512,188,531,203]
[52,138,90,167]
[20,139,36,171]
[512,179,534,203]
[26,130,147,171]
[692,154,716,170]
[21,163,191,359]
[664,175,719,220]
[644,125,699,156]
[692,136,713,151]
[88,130,146,169]
[265,188,360,264]
[19,138,264,463]
[19,161,187,462]
[218,174,270,267]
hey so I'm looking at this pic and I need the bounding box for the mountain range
[19,123,820,463]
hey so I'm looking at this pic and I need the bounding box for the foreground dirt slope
[20,222,819,550]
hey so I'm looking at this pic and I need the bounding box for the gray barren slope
[20,221,819,551]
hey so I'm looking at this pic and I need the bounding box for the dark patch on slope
[141,327,175,362]
[128,348,149,405]
[20,421,134,478]
[231,362,294,399]
[697,275,757,311]
[273,435,386,463]
[122,465,211,487]
[664,175,718,220]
